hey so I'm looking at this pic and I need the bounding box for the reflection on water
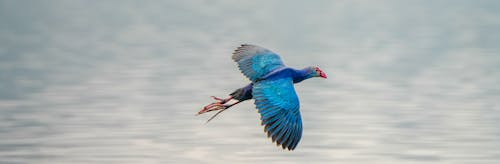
[1,1,500,163]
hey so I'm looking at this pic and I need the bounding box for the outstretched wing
[232,44,286,82]
[252,77,302,150]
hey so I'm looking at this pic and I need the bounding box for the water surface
[1,1,500,163]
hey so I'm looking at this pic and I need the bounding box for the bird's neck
[292,68,313,83]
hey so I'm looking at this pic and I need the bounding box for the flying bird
[197,44,327,150]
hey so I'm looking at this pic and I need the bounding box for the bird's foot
[197,102,226,115]
[211,96,232,104]
[197,96,242,123]
[196,96,233,116]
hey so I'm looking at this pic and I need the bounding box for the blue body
[262,67,314,83]
[235,67,314,101]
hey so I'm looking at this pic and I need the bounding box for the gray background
[1,0,499,163]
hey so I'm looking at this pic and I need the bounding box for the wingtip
[240,43,257,48]
[262,127,298,151]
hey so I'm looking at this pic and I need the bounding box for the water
[1,1,500,163]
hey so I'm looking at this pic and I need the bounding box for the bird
[197,44,327,150]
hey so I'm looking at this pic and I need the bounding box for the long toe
[211,96,232,104]
[211,96,224,101]
[197,103,225,115]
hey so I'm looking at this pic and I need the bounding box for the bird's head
[308,66,328,79]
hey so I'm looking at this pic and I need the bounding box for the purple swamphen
[197,44,327,150]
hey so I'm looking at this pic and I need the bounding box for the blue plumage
[253,77,302,150]
[198,44,327,151]
[232,45,285,81]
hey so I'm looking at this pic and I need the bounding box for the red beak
[320,71,328,79]
[314,66,328,79]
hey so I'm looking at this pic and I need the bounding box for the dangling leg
[205,100,243,123]
[197,96,233,115]
[196,83,253,123]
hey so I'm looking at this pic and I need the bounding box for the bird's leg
[205,100,242,123]
[210,96,232,104]
[222,100,242,109]
[197,96,233,115]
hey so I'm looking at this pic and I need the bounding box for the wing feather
[253,77,303,150]
[232,44,286,81]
